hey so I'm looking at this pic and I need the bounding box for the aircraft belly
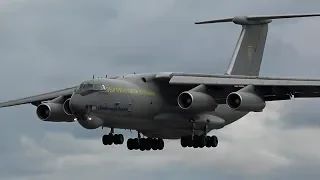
[214,104,248,124]
[139,105,247,139]
[93,105,246,138]
[100,116,153,130]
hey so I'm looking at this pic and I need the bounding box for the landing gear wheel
[127,138,134,150]
[157,139,164,150]
[102,134,113,145]
[151,138,158,150]
[180,136,188,148]
[198,135,206,148]
[205,136,212,147]
[139,138,146,151]
[186,136,193,147]
[113,134,119,145]
[102,135,108,145]
[192,135,199,148]
[211,135,218,147]
[113,134,124,145]
[205,135,218,148]
[126,135,164,151]
[179,135,194,148]
[145,138,152,151]
[133,138,139,150]
[180,135,219,148]
[119,134,124,144]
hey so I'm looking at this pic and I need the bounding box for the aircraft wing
[156,73,320,103]
[0,86,77,108]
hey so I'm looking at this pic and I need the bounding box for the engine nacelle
[177,91,217,112]
[226,91,265,112]
[36,102,74,122]
[63,98,73,115]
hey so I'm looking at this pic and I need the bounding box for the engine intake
[63,98,72,115]
[36,102,74,122]
[177,91,217,112]
[226,92,265,112]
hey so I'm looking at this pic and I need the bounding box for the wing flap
[0,86,77,108]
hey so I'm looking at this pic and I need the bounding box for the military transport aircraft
[1,13,320,151]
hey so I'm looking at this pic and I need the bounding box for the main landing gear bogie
[180,119,219,148]
[102,133,124,145]
[180,135,218,148]
[127,138,164,151]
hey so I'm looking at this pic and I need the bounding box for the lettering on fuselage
[92,105,129,112]
[105,87,156,96]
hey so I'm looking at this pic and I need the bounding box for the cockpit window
[86,83,93,89]
[94,84,106,90]
[79,83,93,90]
[75,82,106,94]
[93,84,100,89]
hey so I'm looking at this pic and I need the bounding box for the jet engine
[63,98,72,115]
[177,91,217,112]
[36,102,74,122]
[226,91,265,112]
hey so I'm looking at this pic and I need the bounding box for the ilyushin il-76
[1,13,320,151]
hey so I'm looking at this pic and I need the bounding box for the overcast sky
[1,0,320,179]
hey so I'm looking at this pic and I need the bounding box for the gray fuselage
[70,73,248,139]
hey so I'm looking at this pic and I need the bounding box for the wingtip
[194,21,208,24]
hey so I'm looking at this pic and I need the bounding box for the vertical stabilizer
[195,13,320,76]
[226,24,268,76]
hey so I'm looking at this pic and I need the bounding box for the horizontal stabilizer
[195,13,320,25]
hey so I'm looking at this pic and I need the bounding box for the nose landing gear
[126,131,164,151]
[102,128,124,145]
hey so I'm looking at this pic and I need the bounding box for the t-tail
[195,13,320,76]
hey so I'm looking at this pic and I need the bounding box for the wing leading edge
[0,86,77,108]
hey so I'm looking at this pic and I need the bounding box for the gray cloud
[1,0,320,179]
